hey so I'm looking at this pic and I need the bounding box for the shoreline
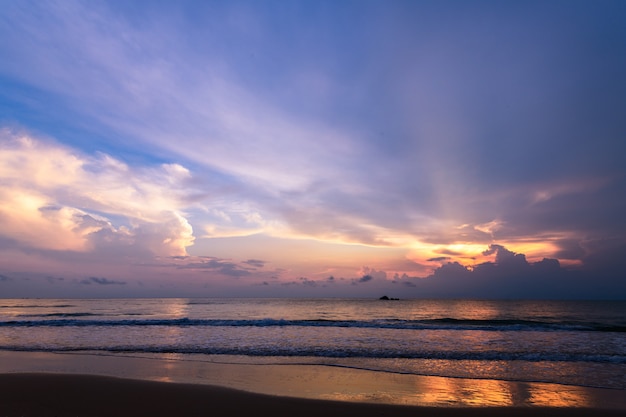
[1,350,625,412]
[2,373,626,417]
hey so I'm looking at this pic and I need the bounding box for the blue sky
[1,0,625,298]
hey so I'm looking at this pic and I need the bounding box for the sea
[1,298,625,391]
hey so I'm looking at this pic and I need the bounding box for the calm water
[1,298,625,390]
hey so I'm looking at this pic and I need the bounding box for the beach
[2,299,625,414]
[2,372,626,417]
[3,0,626,413]
[1,351,625,416]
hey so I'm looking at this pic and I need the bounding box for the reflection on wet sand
[417,377,593,407]
[412,378,514,406]
[321,375,593,408]
[525,384,592,407]
[1,350,621,409]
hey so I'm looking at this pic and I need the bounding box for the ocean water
[0,298,624,390]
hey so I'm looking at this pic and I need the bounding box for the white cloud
[1,0,623,275]
[0,129,194,257]
[0,191,92,251]
[202,206,286,239]
[0,1,361,193]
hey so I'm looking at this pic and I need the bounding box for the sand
[1,373,625,417]
[1,351,625,416]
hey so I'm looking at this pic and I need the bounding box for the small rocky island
[379,295,399,300]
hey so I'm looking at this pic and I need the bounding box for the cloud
[481,244,529,269]
[0,1,359,192]
[176,257,252,278]
[2,0,624,264]
[80,277,126,285]
[274,275,342,290]
[299,277,318,287]
[427,257,451,262]
[413,244,622,299]
[358,267,387,281]
[351,267,390,286]
[243,259,266,268]
[0,1,625,299]
[0,130,194,258]
[358,275,373,283]
[46,276,65,284]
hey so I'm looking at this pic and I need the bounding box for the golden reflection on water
[162,299,189,318]
[525,383,592,407]
[160,299,188,342]
[413,377,513,406]
[147,300,189,383]
[0,350,607,409]
[320,374,593,408]
[151,357,180,383]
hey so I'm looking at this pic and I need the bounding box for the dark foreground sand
[1,373,624,417]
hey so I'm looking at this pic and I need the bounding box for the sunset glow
[0,1,625,299]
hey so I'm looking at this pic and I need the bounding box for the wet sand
[1,351,625,415]
[2,373,626,417]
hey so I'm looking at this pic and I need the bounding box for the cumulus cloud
[358,275,373,283]
[357,267,387,281]
[350,267,390,286]
[481,244,529,270]
[0,130,194,258]
[0,0,359,194]
[413,244,620,299]
[1,1,624,299]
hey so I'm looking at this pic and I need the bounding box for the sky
[0,0,625,299]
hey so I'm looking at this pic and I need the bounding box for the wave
[14,312,147,318]
[0,304,74,309]
[1,317,625,332]
[1,344,625,364]
[16,312,98,318]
